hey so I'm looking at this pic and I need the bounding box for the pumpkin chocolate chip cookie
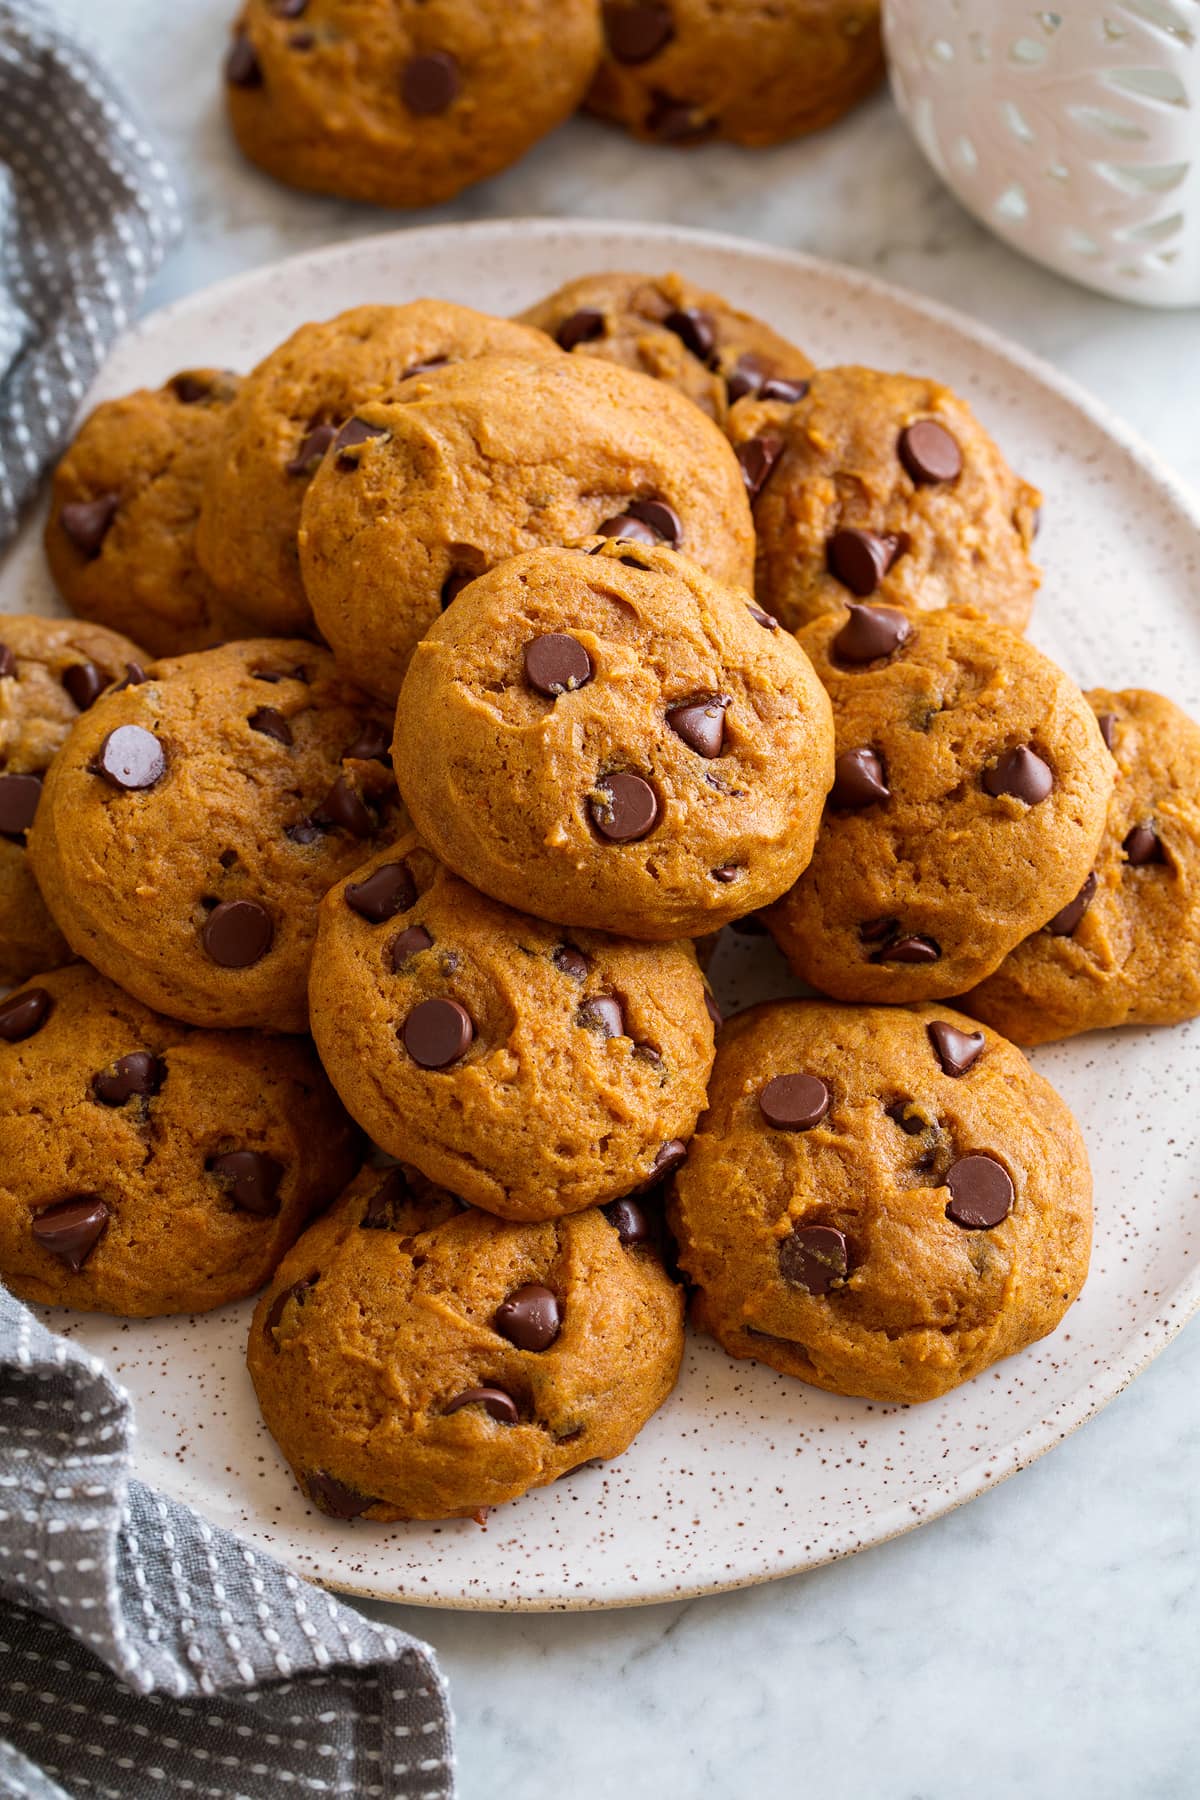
[393,541,834,938]
[763,605,1113,1002]
[727,365,1041,633]
[298,351,756,700]
[45,370,255,657]
[588,0,883,147]
[195,301,558,637]
[248,1169,684,1521]
[0,963,355,1317]
[28,639,403,1034]
[963,689,1200,1042]
[308,832,715,1220]
[669,999,1092,1404]
[517,270,813,423]
[0,614,147,987]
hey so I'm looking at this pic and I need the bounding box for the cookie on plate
[0,614,146,987]
[763,604,1114,1001]
[393,540,834,938]
[0,964,355,1316]
[587,0,883,146]
[298,352,756,700]
[669,999,1092,1404]
[248,1167,684,1521]
[195,301,558,637]
[224,0,603,210]
[28,640,403,1034]
[45,370,255,657]
[309,832,716,1220]
[517,269,813,423]
[963,689,1200,1042]
[727,366,1041,633]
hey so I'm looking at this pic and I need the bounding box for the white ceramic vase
[884,0,1200,306]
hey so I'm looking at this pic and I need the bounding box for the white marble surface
[42,3,1200,1795]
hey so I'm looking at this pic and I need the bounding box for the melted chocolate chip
[871,934,941,965]
[982,746,1054,805]
[898,420,962,485]
[945,1154,1014,1229]
[0,644,15,680]
[1046,871,1098,936]
[1124,823,1165,866]
[207,1150,284,1217]
[650,1139,687,1178]
[759,1073,831,1131]
[524,633,593,697]
[556,308,605,351]
[248,706,293,746]
[589,772,660,842]
[604,1,675,63]
[832,602,912,665]
[736,432,784,502]
[403,998,473,1068]
[826,528,900,598]
[577,995,625,1039]
[31,1196,109,1271]
[553,945,588,980]
[830,747,889,809]
[345,862,415,923]
[494,1284,562,1352]
[390,924,434,969]
[91,726,165,791]
[0,987,52,1042]
[402,50,461,114]
[604,1196,651,1245]
[444,1387,519,1424]
[778,1223,849,1295]
[60,493,118,557]
[201,899,274,968]
[927,1020,984,1077]
[92,1051,163,1105]
[667,695,726,758]
[0,773,40,838]
[62,661,106,711]
[286,422,339,476]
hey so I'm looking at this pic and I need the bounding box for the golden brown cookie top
[764,604,1114,1001]
[0,963,355,1316]
[309,831,715,1220]
[517,269,813,422]
[964,688,1200,1042]
[727,364,1041,633]
[27,639,403,1034]
[393,540,834,938]
[298,350,756,700]
[669,998,1092,1404]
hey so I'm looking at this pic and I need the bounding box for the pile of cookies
[222,0,885,209]
[3,268,1197,1527]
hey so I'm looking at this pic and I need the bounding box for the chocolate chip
[62,661,106,711]
[92,1051,163,1105]
[725,355,769,404]
[830,747,889,809]
[778,1223,848,1295]
[208,1150,284,1217]
[285,819,322,845]
[553,945,588,980]
[556,308,605,351]
[927,1020,984,1078]
[334,417,389,466]
[626,498,682,545]
[524,633,593,697]
[1097,712,1118,753]
[945,1154,1014,1229]
[650,1139,687,1177]
[169,373,213,404]
[402,356,449,379]
[667,695,726,758]
[982,746,1054,805]
[759,1073,831,1131]
[0,987,52,1042]
[1124,823,1164,866]
[0,644,14,679]
[444,1387,519,1424]
[401,50,460,114]
[1046,871,1097,936]
[403,997,473,1068]
[390,924,434,969]
[832,602,912,665]
[596,513,658,546]
[826,528,900,598]
[590,772,660,842]
[248,706,293,746]
[272,0,308,15]
[494,1284,562,1352]
[604,1196,651,1245]
[286,422,338,476]
[306,1471,373,1518]
[736,432,783,501]
[345,862,414,923]
[30,1196,109,1271]
[343,721,392,764]
[359,1167,410,1229]
[441,570,473,608]
[859,917,896,945]
[759,376,810,404]
[663,306,715,362]
[0,773,40,838]
[646,92,713,142]
[711,865,739,883]
[872,934,940,964]
[577,995,625,1039]
[604,0,674,61]
[704,989,722,1028]
[60,493,118,556]
[746,603,778,631]
[113,662,148,691]
[314,775,373,838]
[224,30,262,87]
[202,899,274,968]
[899,420,962,485]
[265,1274,316,1344]
[91,725,165,791]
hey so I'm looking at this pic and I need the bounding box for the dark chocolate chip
[390,924,434,969]
[207,1150,284,1217]
[826,528,900,598]
[945,1154,1014,1229]
[441,570,474,608]
[927,1020,984,1078]
[899,420,962,485]
[663,306,715,362]
[0,643,15,679]
[286,422,339,476]
[759,1073,831,1131]
[0,987,53,1042]
[224,30,262,87]
[444,1387,519,1424]
[314,775,373,838]
[703,989,722,1028]
[62,662,106,711]
[778,1223,848,1295]
[556,308,605,351]
[334,417,389,466]
[345,862,415,923]
[30,1196,109,1271]
[112,662,148,691]
[982,746,1054,805]
[577,995,625,1039]
[524,633,593,697]
[1046,871,1097,936]
[604,0,674,62]
[650,1138,687,1177]
[859,916,897,945]
[91,725,165,791]
[343,721,392,764]
[746,603,778,631]
[667,695,726,758]
[603,1196,651,1245]
[832,602,912,665]
[625,497,682,546]
[0,773,40,837]
[92,1051,163,1105]
[494,1284,562,1352]
[1124,823,1164,866]
[361,1167,411,1228]
[711,864,740,884]
[725,355,769,404]
[759,376,810,404]
[265,1274,316,1345]
[403,356,449,379]
[306,1471,373,1519]
[596,513,658,547]
[830,747,889,809]
[873,934,941,965]
[271,0,308,15]
[646,91,713,142]
[202,899,274,968]
[60,493,118,557]
[248,706,293,746]
[403,997,473,1067]
[553,945,588,980]
[736,433,784,501]
[1097,712,1118,753]
[590,772,660,842]
[401,50,460,114]
[169,373,214,404]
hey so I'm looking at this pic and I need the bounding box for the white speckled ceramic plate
[4,220,1199,1612]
